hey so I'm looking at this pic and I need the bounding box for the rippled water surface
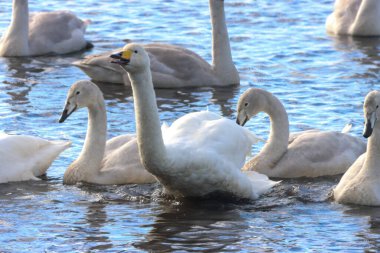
[1,0,380,252]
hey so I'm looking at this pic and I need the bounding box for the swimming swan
[74,0,239,88]
[326,0,380,36]
[236,88,366,178]
[109,43,278,199]
[58,80,156,185]
[0,133,71,183]
[334,90,380,206]
[0,0,91,57]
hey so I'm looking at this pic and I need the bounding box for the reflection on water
[135,200,247,252]
[0,0,380,251]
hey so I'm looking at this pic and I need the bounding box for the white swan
[109,43,278,199]
[334,90,380,206]
[58,80,156,185]
[236,88,367,178]
[0,132,70,183]
[74,0,239,88]
[0,0,91,57]
[326,0,380,36]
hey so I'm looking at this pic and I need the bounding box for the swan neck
[0,0,30,56]
[72,100,107,179]
[364,126,380,169]
[11,0,29,31]
[209,0,239,84]
[128,68,168,174]
[257,93,289,167]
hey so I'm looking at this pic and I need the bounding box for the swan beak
[236,112,248,126]
[363,111,377,138]
[110,50,131,65]
[59,104,77,123]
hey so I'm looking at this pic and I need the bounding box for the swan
[326,0,380,36]
[334,90,380,206]
[58,80,156,185]
[74,0,239,88]
[109,43,278,200]
[0,0,91,57]
[236,88,367,178]
[0,132,70,183]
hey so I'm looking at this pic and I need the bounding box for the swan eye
[76,91,80,95]
[134,50,138,54]
[244,102,249,107]
[377,105,379,109]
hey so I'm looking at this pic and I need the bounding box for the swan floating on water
[334,90,380,206]
[0,0,91,57]
[326,0,380,36]
[59,80,156,185]
[0,132,71,183]
[236,88,366,178]
[74,0,239,88]
[108,43,278,200]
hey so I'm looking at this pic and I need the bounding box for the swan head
[363,90,380,138]
[59,80,102,123]
[236,88,268,126]
[109,43,150,73]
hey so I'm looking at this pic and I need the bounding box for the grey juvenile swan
[236,88,366,178]
[59,80,156,185]
[334,90,380,206]
[74,0,239,88]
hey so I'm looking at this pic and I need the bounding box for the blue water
[1,0,380,252]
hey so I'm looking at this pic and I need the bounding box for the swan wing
[100,137,156,184]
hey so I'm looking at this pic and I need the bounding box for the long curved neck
[68,99,107,181]
[256,92,289,169]
[363,126,380,173]
[128,68,168,175]
[1,0,29,56]
[209,0,239,85]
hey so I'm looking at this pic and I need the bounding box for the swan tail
[243,170,280,196]
[32,140,72,177]
[341,123,352,134]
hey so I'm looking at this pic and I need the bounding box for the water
[1,0,380,252]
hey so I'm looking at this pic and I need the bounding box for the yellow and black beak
[110,50,132,65]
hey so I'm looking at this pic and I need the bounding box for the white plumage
[0,133,70,183]
[112,43,278,200]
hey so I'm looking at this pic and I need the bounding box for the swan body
[334,91,380,206]
[0,133,71,183]
[110,43,278,199]
[74,0,239,88]
[326,0,380,36]
[59,80,156,185]
[0,0,91,57]
[236,88,366,178]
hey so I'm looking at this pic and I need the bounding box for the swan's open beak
[59,104,77,123]
[110,51,131,65]
[363,111,377,138]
